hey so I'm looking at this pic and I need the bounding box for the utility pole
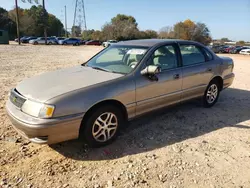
[15,0,20,45]
[64,5,68,37]
[42,0,47,44]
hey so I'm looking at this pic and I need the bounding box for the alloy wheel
[92,112,118,142]
[206,84,218,104]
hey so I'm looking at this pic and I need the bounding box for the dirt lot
[0,43,250,188]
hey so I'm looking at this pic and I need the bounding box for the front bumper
[6,100,84,144]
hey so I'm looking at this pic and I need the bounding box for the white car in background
[102,40,117,47]
[29,37,57,45]
[239,48,250,55]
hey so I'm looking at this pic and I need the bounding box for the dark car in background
[80,39,91,45]
[231,47,250,54]
[211,45,224,53]
[56,37,66,41]
[48,37,59,44]
[58,38,81,46]
[85,40,101,45]
[21,37,37,43]
[15,36,29,43]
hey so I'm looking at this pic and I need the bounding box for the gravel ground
[0,43,250,188]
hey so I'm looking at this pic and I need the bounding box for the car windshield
[85,45,148,74]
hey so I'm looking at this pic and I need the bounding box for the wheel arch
[210,76,223,91]
[79,99,128,134]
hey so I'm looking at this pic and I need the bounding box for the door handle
[173,74,180,79]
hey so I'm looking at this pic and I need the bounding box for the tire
[75,42,79,46]
[34,41,38,45]
[63,42,67,45]
[203,80,220,108]
[79,105,124,147]
[48,42,52,45]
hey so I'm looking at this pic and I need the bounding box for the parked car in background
[58,38,81,46]
[85,40,101,45]
[80,39,90,45]
[6,39,235,147]
[56,37,66,41]
[240,48,250,55]
[15,36,29,43]
[29,37,57,45]
[211,45,224,53]
[21,37,37,43]
[48,37,59,44]
[231,47,249,54]
[218,46,230,53]
[102,40,118,47]
[223,46,236,53]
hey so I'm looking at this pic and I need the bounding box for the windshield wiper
[89,66,124,74]
[91,66,111,72]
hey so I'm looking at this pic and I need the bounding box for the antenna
[73,0,87,37]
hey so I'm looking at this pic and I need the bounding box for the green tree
[237,40,245,46]
[9,8,35,36]
[8,5,63,37]
[221,38,230,43]
[0,7,17,39]
[47,14,64,36]
[102,14,139,41]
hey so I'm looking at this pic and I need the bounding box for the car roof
[114,39,197,47]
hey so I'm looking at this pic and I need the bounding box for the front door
[135,44,182,116]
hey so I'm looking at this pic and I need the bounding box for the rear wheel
[34,41,38,45]
[203,80,220,108]
[79,105,124,147]
[75,42,80,46]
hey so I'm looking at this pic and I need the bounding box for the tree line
[76,14,213,45]
[1,6,214,45]
[0,6,64,39]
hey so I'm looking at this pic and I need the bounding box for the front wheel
[79,105,124,147]
[203,80,220,108]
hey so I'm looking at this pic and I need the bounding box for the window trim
[146,43,180,72]
[200,47,214,62]
[178,43,207,67]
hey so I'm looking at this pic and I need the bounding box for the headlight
[21,100,55,118]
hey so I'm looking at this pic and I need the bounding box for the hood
[16,65,123,102]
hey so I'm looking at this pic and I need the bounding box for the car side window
[203,48,213,61]
[180,45,206,66]
[147,45,178,71]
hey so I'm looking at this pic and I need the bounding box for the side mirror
[141,65,161,76]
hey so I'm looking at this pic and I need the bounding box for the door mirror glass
[141,65,161,75]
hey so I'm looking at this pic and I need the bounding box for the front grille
[9,89,26,108]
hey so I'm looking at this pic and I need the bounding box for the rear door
[179,43,216,101]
